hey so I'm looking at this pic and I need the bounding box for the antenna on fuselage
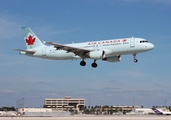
[43,41,46,44]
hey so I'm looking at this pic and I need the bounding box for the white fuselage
[24,37,154,60]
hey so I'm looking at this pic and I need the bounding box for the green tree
[115,106,119,113]
[0,106,15,111]
[110,106,114,115]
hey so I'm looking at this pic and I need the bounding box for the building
[18,108,52,114]
[99,106,139,114]
[112,106,139,111]
[44,96,85,113]
[17,108,70,116]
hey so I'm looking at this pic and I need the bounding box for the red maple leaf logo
[26,35,35,45]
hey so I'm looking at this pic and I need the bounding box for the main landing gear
[80,60,97,68]
[80,60,86,66]
[91,60,97,68]
[133,54,138,63]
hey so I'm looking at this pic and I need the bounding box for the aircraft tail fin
[152,108,163,114]
[22,27,45,49]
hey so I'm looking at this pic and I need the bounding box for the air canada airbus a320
[15,27,154,68]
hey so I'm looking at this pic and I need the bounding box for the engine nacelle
[103,56,121,62]
[89,49,112,59]
[89,50,105,59]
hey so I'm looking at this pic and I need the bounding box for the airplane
[152,107,171,115]
[15,27,154,68]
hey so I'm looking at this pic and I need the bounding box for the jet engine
[102,56,121,62]
[89,49,112,59]
[89,50,105,59]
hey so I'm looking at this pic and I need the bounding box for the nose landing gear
[133,54,138,63]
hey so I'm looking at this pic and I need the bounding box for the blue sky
[0,0,171,108]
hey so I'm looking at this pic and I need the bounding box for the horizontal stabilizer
[14,49,35,54]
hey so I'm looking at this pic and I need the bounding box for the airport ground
[0,115,171,120]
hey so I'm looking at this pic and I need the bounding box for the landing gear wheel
[133,54,138,63]
[134,59,138,63]
[80,60,86,66]
[91,62,97,68]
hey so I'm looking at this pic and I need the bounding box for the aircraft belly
[108,46,146,56]
[47,51,74,60]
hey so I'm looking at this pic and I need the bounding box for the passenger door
[130,38,135,47]
[42,47,46,56]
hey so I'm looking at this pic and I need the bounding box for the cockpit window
[140,40,148,43]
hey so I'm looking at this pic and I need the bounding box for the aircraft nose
[149,43,154,50]
[145,43,154,51]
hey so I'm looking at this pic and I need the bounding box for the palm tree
[169,106,171,111]
[83,106,87,113]
[110,106,114,115]
[99,106,102,114]
[115,106,119,113]
[90,106,95,114]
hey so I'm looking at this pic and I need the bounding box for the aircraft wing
[46,42,93,58]
[14,49,35,54]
